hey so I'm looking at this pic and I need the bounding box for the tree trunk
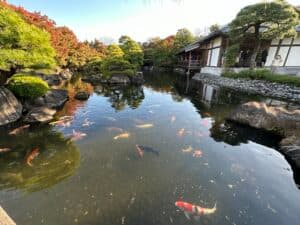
[250,40,261,69]
[250,25,261,69]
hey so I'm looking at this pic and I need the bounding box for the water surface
[0,72,299,225]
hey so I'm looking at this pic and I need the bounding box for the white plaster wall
[286,47,300,66]
[210,48,220,67]
[293,37,300,45]
[207,50,212,66]
[213,37,222,47]
[277,47,289,66]
[200,67,222,76]
[282,38,293,45]
[265,47,277,66]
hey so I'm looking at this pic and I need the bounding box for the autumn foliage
[0,0,102,68]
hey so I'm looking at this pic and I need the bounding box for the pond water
[0,72,300,225]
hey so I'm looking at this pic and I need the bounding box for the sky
[8,0,300,43]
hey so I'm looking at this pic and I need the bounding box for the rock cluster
[228,101,300,169]
[193,73,300,103]
[82,72,144,85]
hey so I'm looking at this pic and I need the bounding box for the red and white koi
[177,128,185,137]
[175,201,217,220]
[82,118,95,127]
[70,129,87,141]
[0,148,11,153]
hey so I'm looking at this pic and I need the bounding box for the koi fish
[0,148,11,153]
[26,148,39,166]
[70,129,87,141]
[105,116,117,122]
[192,150,203,158]
[136,145,159,157]
[50,119,71,127]
[9,124,30,135]
[182,146,193,153]
[177,128,185,137]
[106,127,124,133]
[171,116,176,123]
[175,201,217,220]
[204,112,211,117]
[136,145,144,158]
[113,132,130,140]
[82,118,95,127]
[136,124,154,129]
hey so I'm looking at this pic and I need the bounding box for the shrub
[224,44,240,68]
[8,74,49,99]
[223,69,300,87]
[82,59,102,74]
[101,58,135,78]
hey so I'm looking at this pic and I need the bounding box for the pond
[0,72,300,225]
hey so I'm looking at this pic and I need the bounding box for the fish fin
[194,216,200,221]
[184,212,191,220]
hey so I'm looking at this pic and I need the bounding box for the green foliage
[209,24,220,33]
[0,7,56,72]
[229,0,299,68]
[173,28,195,51]
[8,74,49,99]
[81,59,102,74]
[119,36,144,69]
[101,58,135,78]
[224,44,240,67]
[223,69,300,87]
[106,44,124,58]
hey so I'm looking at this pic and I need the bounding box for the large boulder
[0,87,23,126]
[24,107,56,124]
[25,89,69,110]
[131,72,144,85]
[227,101,300,136]
[82,74,107,84]
[280,136,300,169]
[108,74,130,84]
[75,91,90,101]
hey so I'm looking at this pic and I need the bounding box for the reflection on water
[0,126,80,192]
[0,71,299,225]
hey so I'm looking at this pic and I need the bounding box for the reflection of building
[177,7,300,76]
[192,82,219,107]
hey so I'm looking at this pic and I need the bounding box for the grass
[223,69,300,87]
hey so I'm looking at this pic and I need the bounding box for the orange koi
[9,124,30,135]
[192,150,203,158]
[175,201,217,220]
[26,148,39,166]
[177,128,185,137]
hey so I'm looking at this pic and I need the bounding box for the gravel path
[192,73,300,103]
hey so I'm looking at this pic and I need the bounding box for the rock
[44,89,69,108]
[280,136,300,169]
[41,74,62,86]
[131,72,144,85]
[0,87,23,126]
[59,69,72,80]
[24,89,69,110]
[75,91,90,100]
[227,101,300,136]
[108,74,130,84]
[24,107,56,124]
[82,74,107,84]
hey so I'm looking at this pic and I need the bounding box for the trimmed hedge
[223,69,300,87]
[8,74,49,99]
[101,58,135,78]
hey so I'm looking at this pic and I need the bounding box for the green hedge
[223,69,300,87]
[8,74,49,99]
[101,58,135,78]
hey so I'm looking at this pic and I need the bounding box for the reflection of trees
[58,74,94,117]
[0,126,80,192]
[94,84,145,111]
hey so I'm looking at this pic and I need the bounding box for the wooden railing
[178,60,201,68]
